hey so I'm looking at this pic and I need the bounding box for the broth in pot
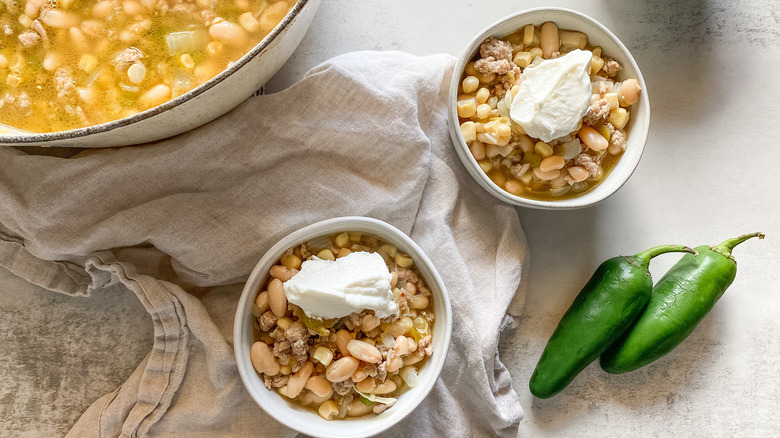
[0,0,293,133]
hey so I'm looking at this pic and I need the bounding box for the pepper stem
[712,232,765,261]
[630,244,697,270]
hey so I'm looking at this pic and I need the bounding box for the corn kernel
[395,253,413,269]
[379,244,397,258]
[608,108,629,130]
[462,75,479,93]
[529,47,543,61]
[277,316,293,331]
[312,346,334,366]
[460,121,476,142]
[487,96,498,110]
[207,41,223,55]
[476,103,491,120]
[592,46,602,57]
[334,232,350,248]
[484,120,511,145]
[513,51,532,68]
[475,87,490,104]
[534,141,553,158]
[604,92,619,110]
[318,400,338,420]
[591,56,605,75]
[349,232,362,242]
[457,98,477,118]
[316,249,335,261]
[281,253,302,270]
[79,54,98,73]
[179,53,195,69]
[523,25,535,45]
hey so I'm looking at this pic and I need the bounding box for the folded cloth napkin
[0,51,527,437]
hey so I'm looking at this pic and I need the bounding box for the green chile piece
[600,232,764,374]
[529,244,695,399]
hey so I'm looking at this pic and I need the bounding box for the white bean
[532,167,561,181]
[347,339,381,363]
[239,11,260,33]
[258,1,290,33]
[137,84,171,109]
[41,10,79,28]
[269,264,297,281]
[209,21,249,46]
[250,342,279,375]
[286,361,313,399]
[305,375,333,398]
[372,379,397,395]
[267,278,287,317]
[326,356,359,383]
[540,22,560,58]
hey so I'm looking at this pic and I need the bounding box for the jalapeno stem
[628,244,697,270]
[711,232,765,261]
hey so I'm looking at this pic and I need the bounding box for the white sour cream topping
[283,251,399,319]
[510,49,593,143]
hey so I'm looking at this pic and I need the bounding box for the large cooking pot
[0,0,320,148]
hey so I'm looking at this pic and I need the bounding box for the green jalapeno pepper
[600,232,764,374]
[529,244,695,399]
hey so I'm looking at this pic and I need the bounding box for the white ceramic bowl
[448,7,650,210]
[0,0,319,148]
[234,216,452,437]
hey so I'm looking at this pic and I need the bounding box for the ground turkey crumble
[603,58,622,77]
[583,98,611,126]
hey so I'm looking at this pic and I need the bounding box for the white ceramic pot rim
[233,216,452,438]
[449,7,651,210]
[0,0,312,144]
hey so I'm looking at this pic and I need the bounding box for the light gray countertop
[2,0,780,436]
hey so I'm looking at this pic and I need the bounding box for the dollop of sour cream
[510,49,593,143]
[283,251,399,319]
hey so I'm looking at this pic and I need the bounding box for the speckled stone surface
[2,0,780,436]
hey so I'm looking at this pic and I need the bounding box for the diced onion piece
[561,138,582,160]
[550,185,571,196]
[166,30,209,56]
[381,332,396,349]
[399,366,419,388]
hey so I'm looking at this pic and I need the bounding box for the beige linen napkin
[0,51,527,437]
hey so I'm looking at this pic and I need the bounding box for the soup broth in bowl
[0,0,293,133]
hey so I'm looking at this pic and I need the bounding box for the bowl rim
[448,7,651,210]
[233,216,453,437]
[0,0,313,143]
